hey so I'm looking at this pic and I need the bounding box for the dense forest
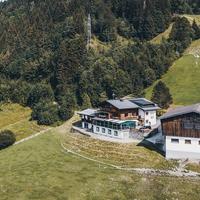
[0,0,199,124]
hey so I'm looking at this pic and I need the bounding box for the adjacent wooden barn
[160,104,200,159]
[161,112,200,138]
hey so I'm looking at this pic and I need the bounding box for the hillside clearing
[0,104,48,141]
[151,15,200,44]
[151,23,173,44]
[145,39,200,105]
[182,14,200,25]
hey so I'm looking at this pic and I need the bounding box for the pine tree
[192,20,200,40]
[169,17,193,52]
[151,81,173,109]
[81,93,92,109]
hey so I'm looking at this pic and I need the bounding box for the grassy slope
[0,104,47,141]
[0,129,200,200]
[151,23,173,44]
[146,39,200,105]
[183,14,200,25]
[63,130,175,170]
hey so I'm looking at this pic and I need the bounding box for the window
[185,140,191,144]
[102,128,105,133]
[199,141,200,145]
[125,113,128,117]
[183,122,193,129]
[97,121,101,126]
[84,123,88,129]
[104,121,108,128]
[96,127,99,132]
[195,124,200,130]
[108,129,112,135]
[171,138,179,144]
[114,131,118,136]
[146,112,149,115]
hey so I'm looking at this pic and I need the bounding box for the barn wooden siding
[161,112,200,138]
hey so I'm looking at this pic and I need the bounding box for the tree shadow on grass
[137,139,165,157]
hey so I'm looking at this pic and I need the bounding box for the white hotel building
[78,98,160,140]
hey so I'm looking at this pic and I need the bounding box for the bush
[0,130,16,150]
[32,101,59,125]
[27,83,54,108]
[58,94,75,121]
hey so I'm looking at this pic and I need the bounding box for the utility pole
[87,13,92,50]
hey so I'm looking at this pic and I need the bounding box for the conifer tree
[81,93,92,109]
[169,17,193,52]
[151,81,173,109]
[192,20,200,40]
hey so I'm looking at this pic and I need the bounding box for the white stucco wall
[139,109,157,126]
[138,109,145,119]
[165,136,200,159]
[82,122,92,130]
[93,125,129,139]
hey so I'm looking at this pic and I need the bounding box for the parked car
[139,126,152,132]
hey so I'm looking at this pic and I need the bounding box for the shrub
[58,94,75,121]
[27,83,54,108]
[32,101,59,125]
[0,130,16,150]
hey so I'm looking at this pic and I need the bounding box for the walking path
[0,119,28,130]
[14,127,53,145]
[61,143,200,179]
[7,114,200,178]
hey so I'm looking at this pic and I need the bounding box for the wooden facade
[161,112,200,138]
[100,102,138,120]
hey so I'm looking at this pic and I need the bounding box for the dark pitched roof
[130,98,155,107]
[160,104,200,120]
[129,98,160,110]
[106,98,160,110]
[106,99,139,110]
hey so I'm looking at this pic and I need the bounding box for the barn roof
[160,104,200,120]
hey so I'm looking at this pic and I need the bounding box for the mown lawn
[0,104,31,128]
[145,40,200,106]
[0,104,47,141]
[63,131,176,170]
[0,131,200,200]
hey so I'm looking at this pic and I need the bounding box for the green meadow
[146,39,200,105]
[0,130,199,200]
[0,104,48,141]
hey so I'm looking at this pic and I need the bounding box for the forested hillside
[0,0,200,124]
